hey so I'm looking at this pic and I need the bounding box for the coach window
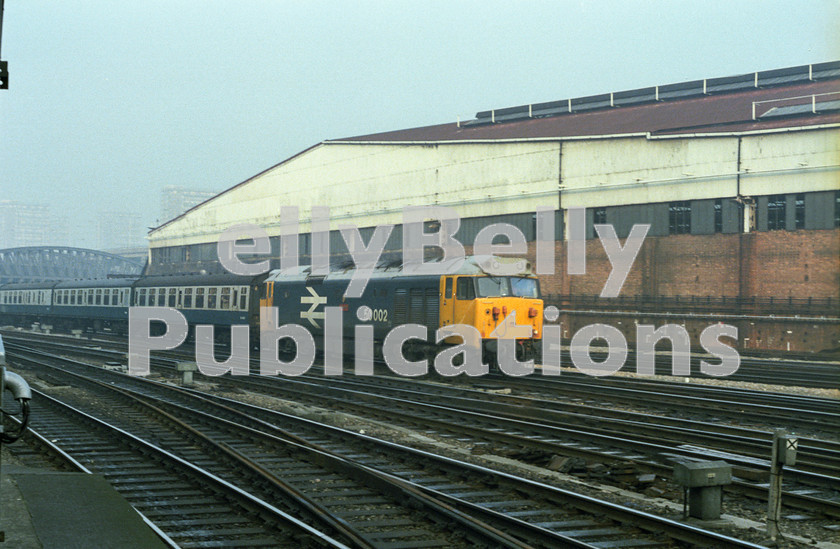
[139,289,147,306]
[220,287,231,310]
[445,277,453,299]
[183,288,193,309]
[168,288,176,307]
[104,290,111,306]
[456,277,475,300]
[239,287,248,310]
[195,287,205,309]
[87,291,93,305]
[208,287,217,309]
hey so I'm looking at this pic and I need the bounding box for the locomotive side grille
[394,288,408,324]
[409,288,424,325]
[424,288,439,330]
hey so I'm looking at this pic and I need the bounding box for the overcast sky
[1,0,838,248]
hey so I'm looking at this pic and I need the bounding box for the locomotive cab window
[511,277,540,298]
[445,277,453,299]
[476,277,511,297]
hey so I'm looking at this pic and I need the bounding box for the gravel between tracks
[213,385,840,549]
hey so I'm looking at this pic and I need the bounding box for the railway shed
[147,61,840,353]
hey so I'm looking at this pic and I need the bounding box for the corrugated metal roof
[333,63,840,143]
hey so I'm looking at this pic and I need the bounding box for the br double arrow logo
[300,286,327,328]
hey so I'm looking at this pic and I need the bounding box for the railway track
[20,389,352,548]
[2,327,838,389]
[6,334,840,521]
[5,341,769,548]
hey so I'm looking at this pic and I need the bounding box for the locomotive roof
[265,255,534,283]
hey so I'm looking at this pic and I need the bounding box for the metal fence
[543,294,839,317]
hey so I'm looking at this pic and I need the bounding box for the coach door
[439,276,455,328]
[259,281,275,332]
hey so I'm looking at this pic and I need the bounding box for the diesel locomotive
[0,255,543,365]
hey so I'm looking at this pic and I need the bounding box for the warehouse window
[835,191,840,227]
[767,195,786,230]
[714,199,723,233]
[593,207,607,225]
[795,194,805,229]
[668,202,691,234]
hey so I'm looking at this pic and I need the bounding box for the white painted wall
[149,126,838,249]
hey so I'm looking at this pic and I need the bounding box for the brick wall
[525,228,839,301]
[518,228,840,353]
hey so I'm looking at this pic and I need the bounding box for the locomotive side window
[445,277,453,299]
[456,278,475,300]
